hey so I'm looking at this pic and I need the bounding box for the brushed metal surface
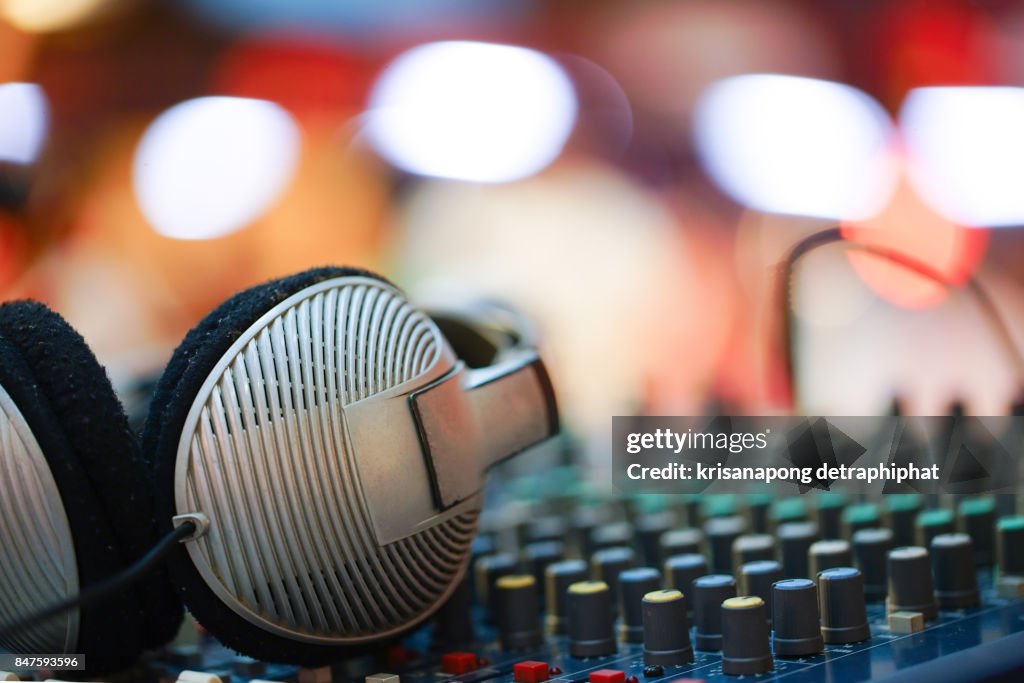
[0,382,79,654]
[174,277,479,644]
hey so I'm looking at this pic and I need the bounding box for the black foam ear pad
[0,301,183,672]
[143,265,389,664]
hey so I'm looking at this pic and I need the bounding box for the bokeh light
[0,82,48,165]
[132,96,301,240]
[0,0,109,33]
[693,74,897,221]
[365,41,577,184]
[841,160,989,310]
[901,86,1024,228]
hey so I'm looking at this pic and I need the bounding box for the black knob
[739,560,782,623]
[641,589,694,666]
[732,534,775,569]
[475,552,519,621]
[704,515,747,575]
[618,567,661,643]
[887,546,938,620]
[572,506,612,557]
[772,578,824,657]
[809,539,853,576]
[526,516,569,545]
[916,509,955,548]
[545,559,588,634]
[432,575,475,649]
[852,528,892,602]
[692,574,737,651]
[819,567,871,644]
[885,495,923,547]
[816,494,847,539]
[777,521,818,579]
[591,546,636,612]
[842,503,881,538]
[664,553,707,615]
[567,580,616,658]
[997,516,1024,577]
[636,511,677,566]
[957,497,995,567]
[747,494,772,534]
[660,528,703,558]
[525,540,565,591]
[591,522,634,553]
[721,596,773,675]
[931,533,980,608]
[495,574,543,650]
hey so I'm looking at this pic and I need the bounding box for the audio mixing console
[71,489,1022,683]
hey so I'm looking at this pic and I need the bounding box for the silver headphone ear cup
[0,380,80,654]
[0,301,177,674]
[145,267,467,664]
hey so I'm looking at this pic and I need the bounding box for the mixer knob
[567,581,616,658]
[704,516,747,575]
[617,567,661,643]
[591,547,636,613]
[997,516,1024,577]
[819,567,871,644]
[852,528,892,602]
[660,528,703,558]
[692,574,737,651]
[720,596,773,675]
[496,575,543,650]
[777,521,818,578]
[916,509,955,549]
[772,578,824,657]
[809,539,853,576]
[641,589,694,666]
[739,560,782,623]
[887,546,938,620]
[931,533,980,609]
[545,559,588,635]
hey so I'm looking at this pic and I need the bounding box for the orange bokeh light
[840,155,988,309]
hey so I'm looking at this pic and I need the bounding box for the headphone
[0,266,559,673]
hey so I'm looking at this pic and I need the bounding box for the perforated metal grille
[179,280,478,641]
[0,383,78,654]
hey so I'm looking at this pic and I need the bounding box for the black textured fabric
[0,302,176,674]
[143,266,399,664]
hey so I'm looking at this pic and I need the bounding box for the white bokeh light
[0,82,48,164]
[132,97,300,240]
[902,87,1024,228]
[693,74,897,220]
[365,41,577,183]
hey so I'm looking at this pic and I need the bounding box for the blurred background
[3,0,1024,447]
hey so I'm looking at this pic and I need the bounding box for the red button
[442,652,478,674]
[589,670,626,683]
[514,661,550,683]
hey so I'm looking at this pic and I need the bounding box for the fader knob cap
[618,567,660,643]
[641,589,694,666]
[545,559,587,635]
[852,528,892,602]
[496,575,543,650]
[567,581,616,658]
[809,539,852,576]
[818,567,870,644]
[772,578,824,657]
[931,533,980,609]
[720,596,773,675]
[887,546,938,620]
[692,574,737,652]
